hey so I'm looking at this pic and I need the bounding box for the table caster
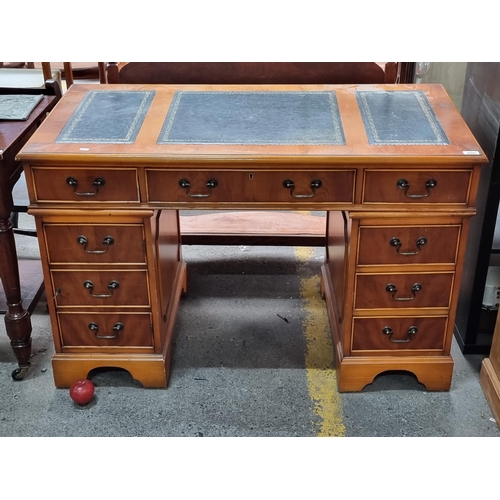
[12,364,30,381]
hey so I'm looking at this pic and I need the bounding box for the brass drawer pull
[283,179,322,198]
[385,282,422,301]
[88,322,124,339]
[179,178,218,198]
[397,178,437,198]
[66,176,106,196]
[77,235,114,254]
[390,236,427,256]
[83,279,120,298]
[382,326,418,343]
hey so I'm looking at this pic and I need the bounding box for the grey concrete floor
[1,212,499,437]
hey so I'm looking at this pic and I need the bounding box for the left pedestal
[33,209,186,388]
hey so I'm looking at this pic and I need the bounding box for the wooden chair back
[107,62,405,85]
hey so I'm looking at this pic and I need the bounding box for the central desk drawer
[51,270,150,307]
[58,312,153,348]
[44,224,146,264]
[362,169,472,204]
[31,167,140,202]
[354,272,454,310]
[146,169,355,203]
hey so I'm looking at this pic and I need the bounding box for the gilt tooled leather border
[158,91,346,145]
[356,90,450,145]
[56,90,155,144]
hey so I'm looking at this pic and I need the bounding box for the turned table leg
[0,183,32,380]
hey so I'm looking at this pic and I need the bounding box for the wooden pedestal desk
[17,83,486,392]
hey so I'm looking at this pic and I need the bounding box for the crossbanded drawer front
[357,225,460,266]
[362,169,472,204]
[146,169,355,203]
[354,272,454,310]
[51,270,150,307]
[352,316,447,352]
[58,312,153,347]
[31,167,140,202]
[44,224,146,264]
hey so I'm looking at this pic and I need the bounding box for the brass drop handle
[283,179,322,198]
[88,322,124,339]
[390,236,427,256]
[385,282,422,301]
[66,176,106,196]
[83,279,120,298]
[179,178,218,198]
[77,235,114,254]
[382,326,418,343]
[397,178,437,198]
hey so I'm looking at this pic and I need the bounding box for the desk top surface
[17,84,487,166]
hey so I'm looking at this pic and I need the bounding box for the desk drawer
[354,272,454,310]
[31,167,140,202]
[146,169,355,204]
[362,169,472,204]
[58,312,153,347]
[352,317,447,352]
[357,225,460,266]
[51,270,150,307]
[44,224,146,264]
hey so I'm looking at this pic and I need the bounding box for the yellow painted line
[294,245,346,437]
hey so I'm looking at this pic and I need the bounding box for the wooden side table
[0,94,57,379]
[480,312,500,428]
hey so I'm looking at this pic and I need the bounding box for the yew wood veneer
[17,83,487,391]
